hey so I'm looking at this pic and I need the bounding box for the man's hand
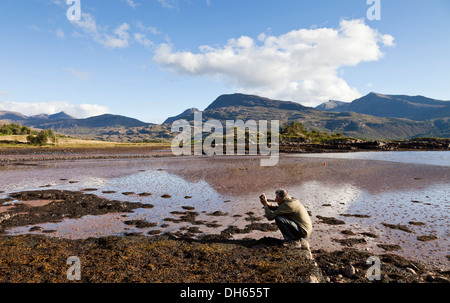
[259,193,268,207]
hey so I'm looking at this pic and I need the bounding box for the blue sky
[0,0,449,123]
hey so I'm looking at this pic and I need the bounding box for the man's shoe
[300,239,311,251]
[300,239,313,259]
[283,240,302,249]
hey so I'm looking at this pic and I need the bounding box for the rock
[343,264,356,278]
[381,274,390,283]
[405,267,417,275]
[425,275,450,283]
[308,275,320,283]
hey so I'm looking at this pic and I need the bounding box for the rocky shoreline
[1,233,448,283]
[0,138,449,163]
[0,189,449,283]
[280,138,450,153]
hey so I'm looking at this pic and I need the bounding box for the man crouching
[260,189,313,258]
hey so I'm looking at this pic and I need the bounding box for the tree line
[1,123,56,145]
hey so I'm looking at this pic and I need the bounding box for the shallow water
[291,150,450,167]
[1,153,449,269]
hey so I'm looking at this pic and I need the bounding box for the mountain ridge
[1,92,449,141]
[316,92,450,121]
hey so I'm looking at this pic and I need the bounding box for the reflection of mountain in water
[163,155,449,197]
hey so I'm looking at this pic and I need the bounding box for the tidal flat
[0,149,449,283]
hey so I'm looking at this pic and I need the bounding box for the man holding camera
[260,189,312,257]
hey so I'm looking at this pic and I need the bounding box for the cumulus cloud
[70,13,131,49]
[0,101,109,119]
[153,19,395,106]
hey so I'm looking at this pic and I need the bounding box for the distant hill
[0,110,28,121]
[49,111,76,120]
[31,114,150,129]
[0,110,153,141]
[315,100,348,111]
[162,93,445,140]
[206,94,309,112]
[316,92,450,121]
[1,92,449,142]
[163,108,200,125]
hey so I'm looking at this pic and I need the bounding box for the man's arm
[264,203,291,221]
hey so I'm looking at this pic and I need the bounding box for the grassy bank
[0,135,171,150]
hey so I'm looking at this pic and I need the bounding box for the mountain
[27,111,77,122]
[163,108,200,125]
[0,110,28,121]
[161,93,444,140]
[316,92,450,121]
[2,92,449,142]
[0,110,154,141]
[315,100,349,111]
[49,111,76,120]
[206,94,309,111]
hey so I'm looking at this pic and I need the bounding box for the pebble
[308,275,320,283]
[405,267,417,275]
[343,264,356,278]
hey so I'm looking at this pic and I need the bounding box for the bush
[281,122,350,143]
[26,129,55,146]
[0,123,32,135]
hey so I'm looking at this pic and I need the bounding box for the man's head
[275,188,288,205]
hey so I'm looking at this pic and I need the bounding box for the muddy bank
[0,145,171,156]
[0,145,173,165]
[0,234,448,283]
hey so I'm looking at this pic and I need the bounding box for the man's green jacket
[264,195,312,238]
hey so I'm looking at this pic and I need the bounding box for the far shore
[0,136,448,162]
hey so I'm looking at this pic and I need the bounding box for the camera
[259,194,264,200]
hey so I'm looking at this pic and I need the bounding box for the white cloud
[63,68,92,80]
[0,91,9,96]
[123,0,138,8]
[135,21,160,35]
[134,33,154,48]
[70,13,131,49]
[153,19,395,106]
[56,28,65,39]
[0,101,109,119]
[157,0,177,9]
[25,25,41,31]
